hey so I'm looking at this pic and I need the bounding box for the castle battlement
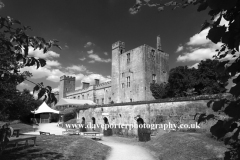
[112,41,125,50]
[95,81,111,89]
[60,75,75,81]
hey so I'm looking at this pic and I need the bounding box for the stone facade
[58,36,169,104]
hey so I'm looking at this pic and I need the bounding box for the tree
[0,13,61,153]
[150,82,169,99]
[150,59,228,99]
[131,0,240,159]
[196,59,230,94]
[0,16,61,115]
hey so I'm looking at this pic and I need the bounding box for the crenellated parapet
[60,75,76,81]
[95,81,111,90]
[112,41,125,50]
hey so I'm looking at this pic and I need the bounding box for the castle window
[152,74,156,83]
[122,83,125,89]
[151,50,155,60]
[127,76,130,87]
[109,97,111,104]
[130,98,132,102]
[127,53,130,63]
[102,98,104,104]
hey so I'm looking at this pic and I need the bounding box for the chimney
[82,82,90,89]
[95,79,100,85]
[157,35,162,51]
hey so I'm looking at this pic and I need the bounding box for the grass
[111,131,227,160]
[10,123,35,133]
[0,122,111,160]
[1,135,110,160]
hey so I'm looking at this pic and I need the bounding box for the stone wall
[77,99,214,136]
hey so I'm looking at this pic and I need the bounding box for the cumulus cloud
[176,45,184,53]
[20,66,85,83]
[84,42,95,48]
[28,47,60,59]
[66,65,87,72]
[18,82,31,88]
[186,28,211,46]
[87,50,94,54]
[177,48,216,62]
[88,54,111,63]
[80,74,111,85]
[79,57,86,61]
[46,60,61,68]
[188,63,199,69]
[176,16,234,63]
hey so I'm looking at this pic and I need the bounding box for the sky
[0,0,227,92]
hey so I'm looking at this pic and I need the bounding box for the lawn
[0,135,110,160]
[110,131,227,160]
[0,122,110,160]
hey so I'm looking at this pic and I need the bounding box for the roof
[55,98,96,106]
[31,102,60,114]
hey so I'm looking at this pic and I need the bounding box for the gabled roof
[31,102,60,114]
[55,98,96,106]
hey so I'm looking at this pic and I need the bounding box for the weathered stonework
[58,36,169,104]
[77,99,213,136]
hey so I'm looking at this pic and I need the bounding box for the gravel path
[99,137,156,160]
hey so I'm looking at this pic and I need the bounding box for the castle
[59,36,169,104]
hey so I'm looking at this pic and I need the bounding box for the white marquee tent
[31,102,60,114]
[31,102,60,123]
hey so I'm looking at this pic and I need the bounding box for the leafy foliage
[150,59,229,99]
[0,16,61,111]
[131,0,240,158]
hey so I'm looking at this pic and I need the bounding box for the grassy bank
[111,131,227,160]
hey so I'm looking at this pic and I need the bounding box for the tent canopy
[31,102,60,114]
[55,98,96,106]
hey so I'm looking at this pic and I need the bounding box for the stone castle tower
[111,36,169,103]
[59,75,76,99]
[58,36,169,104]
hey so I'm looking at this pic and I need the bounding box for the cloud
[28,47,60,59]
[104,52,108,55]
[18,82,31,88]
[46,60,61,68]
[88,54,111,63]
[79,57,86,61]
[177,48,216,62]
[66,65,87,72]
[52,86,59,93]
[0,1,4,9]
[64,43,69,48]
[87,50,94,54]
[188,63,199,69]
[80,74,111,85]
[177,16,232,63]
[84,42,95,48]
[20,66,85,83]
[176,45,184,53]
[186,28,211,46]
